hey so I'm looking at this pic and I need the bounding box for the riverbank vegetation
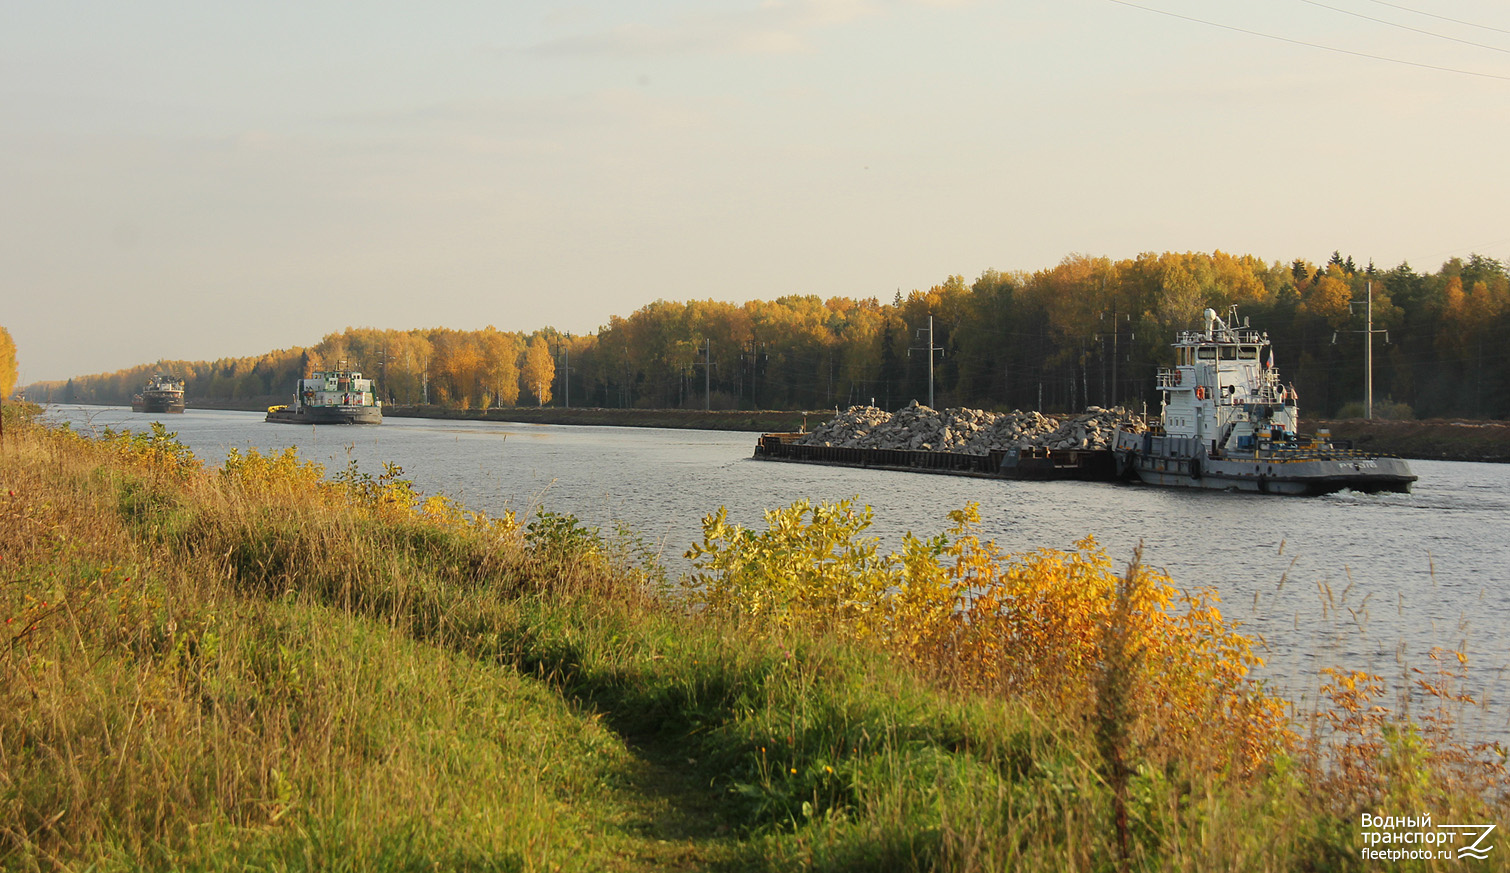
[0,327,16,401]
[3,408,1507,871]
[20,250,1510,421]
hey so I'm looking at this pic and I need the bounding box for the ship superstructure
[266,364,382,425]
[131,374,186,414]
[1111,307,1415,495]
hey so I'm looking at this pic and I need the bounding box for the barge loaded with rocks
[754,402,1142,481]
[756,306,1416,495]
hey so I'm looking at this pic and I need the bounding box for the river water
[44,405,1510,734]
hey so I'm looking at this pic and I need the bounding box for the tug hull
[1112,432,1416,495]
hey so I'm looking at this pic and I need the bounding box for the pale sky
[5,0,1509,384]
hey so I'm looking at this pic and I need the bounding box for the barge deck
[753,433,1117,481]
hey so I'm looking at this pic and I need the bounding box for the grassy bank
[1315,418,1510,463]
[2,404,1505,871]
[381,405,817,433]
[175,400,817,434]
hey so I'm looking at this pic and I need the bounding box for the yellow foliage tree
[520,335,555,406]
[480,328,522,408]
[0,326,16,398]
[1302,274,1353,326]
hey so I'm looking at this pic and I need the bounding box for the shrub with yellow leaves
[100,421,201,479]
[1308,649,1508,807]
[684,500,901,635]
[686,499,1293,776]
[220,446,326,496]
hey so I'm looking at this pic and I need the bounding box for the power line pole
[1364,284,1372,420]
[741,338,765,409]
[1101,306,1129,408]
[693,338,715,410]
[557,333,574,409]
[1081,340,1088,413]
[909,315,943,408]
[1335,277,1388,419]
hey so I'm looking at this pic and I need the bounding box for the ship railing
[1174,329,1266,346]
[1215,328,1264,344]
[1249,443,1398,462]
[1156,368,1183,389]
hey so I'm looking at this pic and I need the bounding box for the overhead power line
[1104,0,1510,81]
[1298,0,1510,55]
[1360,0,1510,37]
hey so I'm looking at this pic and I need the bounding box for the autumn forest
[22,250,1510,420]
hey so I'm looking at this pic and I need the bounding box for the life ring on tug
[1194,386,1207,400]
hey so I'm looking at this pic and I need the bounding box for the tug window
[1238,346,1258,360]
[1197,347,1216,361]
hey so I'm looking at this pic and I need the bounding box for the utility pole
[622,346,632,408]
[1081,341,1088,413]
[693,338,715,411]
[557,333,574,409]
[909,315,943,408]
[742,338,766,409]
[1101,306,1129,409]
[1336,278,1388,419]
[1110,314,1118,408]
[1365,284,1372,420]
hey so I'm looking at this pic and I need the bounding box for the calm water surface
[48,405,1510,732]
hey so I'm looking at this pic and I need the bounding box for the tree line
[19,250,1510,419]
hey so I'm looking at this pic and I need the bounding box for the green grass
[1,404,1504,871]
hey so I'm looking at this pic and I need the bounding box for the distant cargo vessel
[266,365,382,425]
[1110,307,1415,495]
[131,374,185,414]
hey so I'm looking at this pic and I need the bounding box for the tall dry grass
[685,495,1510,871]
[2,406,1506,871]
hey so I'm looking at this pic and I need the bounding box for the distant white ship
[266,364,382,425]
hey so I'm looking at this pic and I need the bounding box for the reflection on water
[45,405,1510,734]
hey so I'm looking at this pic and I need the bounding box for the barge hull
[753,434,1117,481]
[267,406,382,425]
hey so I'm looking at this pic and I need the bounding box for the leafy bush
[687,499,1294,775]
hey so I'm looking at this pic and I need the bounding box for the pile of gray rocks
[794,401,1147,454]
